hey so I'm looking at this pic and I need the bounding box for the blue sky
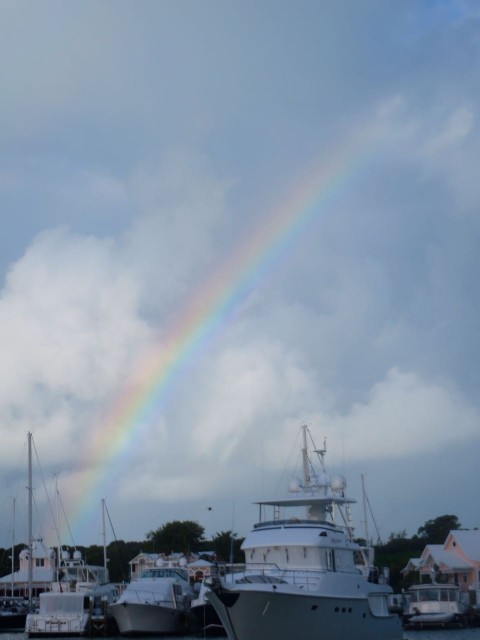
[0,0,479,548]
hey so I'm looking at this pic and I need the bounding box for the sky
[0,0,479,551]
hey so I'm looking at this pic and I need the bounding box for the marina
[2,428,480,639]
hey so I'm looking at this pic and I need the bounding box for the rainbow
[70,127,378,542]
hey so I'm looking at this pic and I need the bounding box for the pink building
[403,530,480,597]
[0,537,56,598]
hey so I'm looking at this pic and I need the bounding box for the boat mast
[102,499,107,571]
[55,474,62,568]
[361,474,369,544]
[27,431,33,606]
[11,498,15,598]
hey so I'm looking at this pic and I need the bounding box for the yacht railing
[253,519,343,531]
[122,588,178,608]
[230,563,325,591]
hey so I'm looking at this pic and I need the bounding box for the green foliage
[210,530,244,563]
[0,544,24,578]
[417,514,461,544]
[146,520,205,554]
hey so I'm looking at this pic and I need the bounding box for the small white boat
[25,551,118,637]
[109,561,200,636]
[403,583,468,628]
[206,425,403,640]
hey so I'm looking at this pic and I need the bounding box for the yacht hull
[190,601,225,637]
[206,585,403,640]
[109,601,191,636]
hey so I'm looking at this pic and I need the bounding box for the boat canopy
[254,496,355,508]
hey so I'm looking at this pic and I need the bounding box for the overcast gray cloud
[0,0,479,548]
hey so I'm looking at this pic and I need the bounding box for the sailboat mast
[361,474,369,544]
[55,474,62,569]
[11,498,15,597]
[27,431,33,605]
[102,499,107,571]
[301,425,310,486]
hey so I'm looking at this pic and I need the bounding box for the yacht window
[368,594,389,616]
[419,589,438,601]
[326,550,335,572]
[335,549,355,571]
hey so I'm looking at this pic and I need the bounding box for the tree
[211,530,244,563]
[146,520,205,554]
[417,515,461,544]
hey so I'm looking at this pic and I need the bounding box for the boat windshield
[59,565,108,584]
[410,588,458,603]
[141,568,188,581]
[39,594,85,614]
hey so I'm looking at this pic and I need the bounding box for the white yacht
[25,550,118,637]
[206,425,403,640]
[109,560,200,636]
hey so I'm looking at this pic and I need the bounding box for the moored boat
[206,425,403,640]
[25,550,118,637]
[109,561,200,636]
[403,583,468,629]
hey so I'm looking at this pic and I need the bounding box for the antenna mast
[301,425,310,485]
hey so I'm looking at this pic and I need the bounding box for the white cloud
[0,2,480,545]
[0,226,152,464]
[326,368,479,461]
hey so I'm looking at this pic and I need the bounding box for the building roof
[419,548,472,571]
[401,558,421,575]
[187,559,215,568]
[128,553,159,564]
[0,568,55,585]
[448,530,480,562]
[403,530,480,576]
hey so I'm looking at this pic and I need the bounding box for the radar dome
[288,477,302,493]
[330,474,347,491]
[315,472,329,487]
[61,550,70,560]
[73,550,82,560]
